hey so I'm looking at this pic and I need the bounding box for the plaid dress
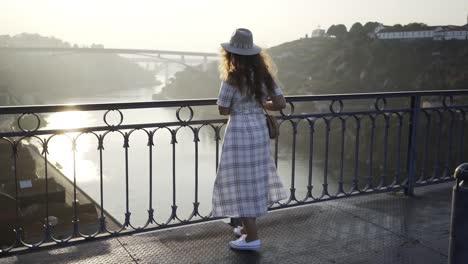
[212,81,288,218]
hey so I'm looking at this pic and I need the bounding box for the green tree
[349,22,364,37]
[327,24,347,39]
[326,25,336,35]
[363,22,380,34]
[404,22,428,31]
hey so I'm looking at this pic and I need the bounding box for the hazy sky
[1,0,467,52]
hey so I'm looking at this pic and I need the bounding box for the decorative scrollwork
[329,100,343,114]
[103,109,124,127]
[17,113,41,132]
[374,97,387,112]
[176,106,194,123]
[442,95,454,108]
[280,102,295,116]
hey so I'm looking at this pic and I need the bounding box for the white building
[370,15,468,41]
[433,26,468,40]
[311,27,326,38]
[373,28,435,40]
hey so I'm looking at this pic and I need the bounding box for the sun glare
[45,111,91,130]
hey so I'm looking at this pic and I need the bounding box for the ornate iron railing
[0,90,467,255]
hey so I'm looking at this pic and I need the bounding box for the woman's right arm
[263,81,286,111]
[263,95,286,111]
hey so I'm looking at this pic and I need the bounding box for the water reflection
[42,111,99,183]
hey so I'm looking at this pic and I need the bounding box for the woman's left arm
[216,81,235,116]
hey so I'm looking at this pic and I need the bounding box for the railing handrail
[285,89,468,101]
[0,89,467,115]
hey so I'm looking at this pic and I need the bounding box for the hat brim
[221,43,261,56]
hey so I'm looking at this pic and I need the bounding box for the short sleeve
[216,81,236,107]
[270,81,283,96]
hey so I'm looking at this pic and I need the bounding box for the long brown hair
[219,48,278,103]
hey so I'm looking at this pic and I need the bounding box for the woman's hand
[263,95,286,111]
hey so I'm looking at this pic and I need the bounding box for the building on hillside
[311,26,327,38]
[433,25,468,40]
[369,15,468,41]
[371,26,435,39]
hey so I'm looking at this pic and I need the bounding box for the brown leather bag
[264,109,279,139]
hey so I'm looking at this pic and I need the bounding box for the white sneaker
[233,226,243,237]
[228,235,261,251]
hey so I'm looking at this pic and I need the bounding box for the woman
[212,28,288,250]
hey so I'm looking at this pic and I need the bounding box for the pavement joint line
[116,237,139,263]
[324,197,449,258]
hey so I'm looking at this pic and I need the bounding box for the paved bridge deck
[0,183,451,264]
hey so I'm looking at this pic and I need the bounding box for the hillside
[156,36,468,99]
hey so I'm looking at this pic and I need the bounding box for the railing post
[405,95,421,196]
[449,163,468,264]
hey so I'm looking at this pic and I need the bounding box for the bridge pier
[164,62,169,85]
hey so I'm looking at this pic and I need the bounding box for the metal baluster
[337,117,346,195]
[306,119,315,199]
[12,141,21,247]
[43,140,51,241]
[393,114,403,186]
[193,127,200,216]
[97,135,106,233]
[352,116,361,193]
[405,96,421,195]
[72,139,79,237]
[457,110,466,166]
[443,110,456,178]
[170,129,177,221]
[419,111,431,182]
[147,131,154,224]
[431,111,443,180]
[322,118,331,197]
[366,116,376,190]
[123,133,131,227]
[289,121,298,201]
[380,114,390,188]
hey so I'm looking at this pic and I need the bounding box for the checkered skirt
[211,81,288,218]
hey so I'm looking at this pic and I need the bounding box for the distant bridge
[0,47,219,84]
[0,47,217,57]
